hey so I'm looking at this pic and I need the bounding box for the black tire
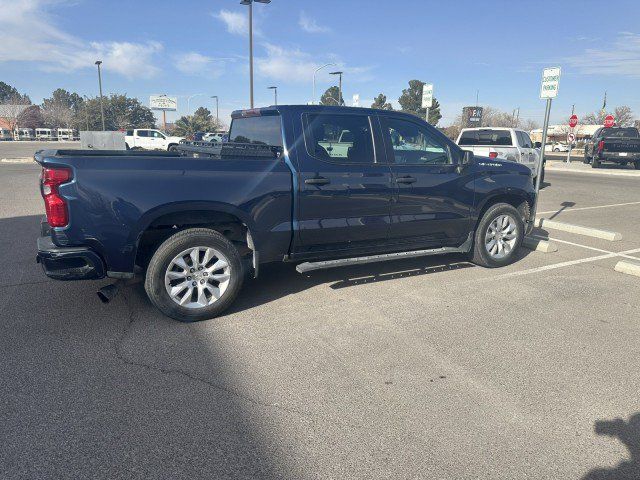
[144,228,245,322]
[468,203,524,268]
[168,145,178,152]
[592,158,600,168]
[634,161,640,170]
[583,151,591,164]
[125,143,131,150]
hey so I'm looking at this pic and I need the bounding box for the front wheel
[144,228,245,322]
[469,203,524,268]
[634,161,640,170]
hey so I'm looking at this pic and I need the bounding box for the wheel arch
[475,191,532,228]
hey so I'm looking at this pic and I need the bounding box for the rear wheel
[469,203,524,268]
[144,228,244,322]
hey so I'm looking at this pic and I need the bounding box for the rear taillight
[597,140,605,153]
[488,152,498,159]
[41,167,72,227]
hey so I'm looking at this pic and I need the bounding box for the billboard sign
[150,95,177,111]
[462,106,483,127]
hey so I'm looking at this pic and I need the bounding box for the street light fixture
[211,96,219,127]
[268,86,278,106]
[240,0,271,109]
[312,63,336,105]
[329,71,343,106]
[94,60,105,131]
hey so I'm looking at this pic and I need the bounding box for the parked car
[456,128,542,181]
[583,127,640,169]
[545,142,569,152]
[35,128,55,141]
[124,128,185,151]
[13,128,34,140]
[0,128,13,140]
[202,132,227,143]
[36,105,536,322]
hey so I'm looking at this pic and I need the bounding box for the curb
[614,260,640,278]
[537,218,622,242]
[522,236,558,253]
[1,158,33,164]
[545,164,640,178]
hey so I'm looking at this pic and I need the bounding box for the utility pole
[313,63,336,104]
[268,86,277,105]
[240,0,271,108]
[211,96,219,127]
[95,60,105,131]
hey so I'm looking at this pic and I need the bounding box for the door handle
[396,176,417,184]
[305,177,330,185]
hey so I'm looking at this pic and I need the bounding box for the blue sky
[1,0,640,126]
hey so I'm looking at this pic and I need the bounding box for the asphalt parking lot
[1,156,640,479]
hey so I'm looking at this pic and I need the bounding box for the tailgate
[603,139,640,153]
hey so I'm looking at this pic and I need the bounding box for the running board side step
[295,234,473,274]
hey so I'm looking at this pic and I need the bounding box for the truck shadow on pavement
[582,413,640,480]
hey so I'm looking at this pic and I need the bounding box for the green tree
[320,86,344,106]
[398,80,442,125]
[41,88,84,129]
[174,107,224,136]
[0,81,30,104]
[371,93,393,110]
[80,94,155,131]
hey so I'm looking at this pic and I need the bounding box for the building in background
[530,124,601,143]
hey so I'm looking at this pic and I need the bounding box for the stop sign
[604,114,615,128]
[569,114,578,128]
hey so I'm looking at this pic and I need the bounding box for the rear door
[294,112,393,254]
[516,131,536,172]
[134,129,152,149]
[380,115,473,246]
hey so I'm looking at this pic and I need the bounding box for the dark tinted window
[303,114,375,163]
[126,130,134,136]
[602,128,639,138]
[383,117,451,165]
[458,129,513,146]
[137,130,149,137]
[229,115,283,146]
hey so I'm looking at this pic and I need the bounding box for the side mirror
[534,142,542,148]
[462,150,474,165]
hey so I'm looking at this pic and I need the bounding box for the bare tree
[0,94,30,131]
[581,105,634,126]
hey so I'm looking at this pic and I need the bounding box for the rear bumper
[36,236,106,281]
[600,153,640,162]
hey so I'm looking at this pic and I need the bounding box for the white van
[57,128,74,141]
[36,128,55,141]
[13,128,34,140]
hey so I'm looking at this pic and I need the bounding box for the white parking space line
[496,247,640,279]
[532,235,640,260]
[538,201,640,215]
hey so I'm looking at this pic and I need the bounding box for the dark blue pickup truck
[36,105,536,321]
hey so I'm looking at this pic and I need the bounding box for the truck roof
[231,104,419,119]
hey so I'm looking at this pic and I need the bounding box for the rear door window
[136,130,149,137]
[229,115,283,146]
[302,113,375,164]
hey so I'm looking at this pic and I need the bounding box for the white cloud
[215,9,247,35]
[0,0,163,79]
[299,11,330,33]
[255,43,372,85]
[565,32,640,77]
[174,52,229,78]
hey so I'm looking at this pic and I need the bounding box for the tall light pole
[82,95,89,131]
[211,96,219,127]
[313,63,336,105]
[268,86,278,105]
[94,60,105,131]
[330,71,343,105]
[187,93,205,115]
[240,0,271,108]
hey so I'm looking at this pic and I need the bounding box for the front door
[380,115,473,247]
[294,112,393,255]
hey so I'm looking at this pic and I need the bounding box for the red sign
[604,114,615,128]
[569,114,578,128]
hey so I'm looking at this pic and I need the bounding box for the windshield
[458,129,513,146]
